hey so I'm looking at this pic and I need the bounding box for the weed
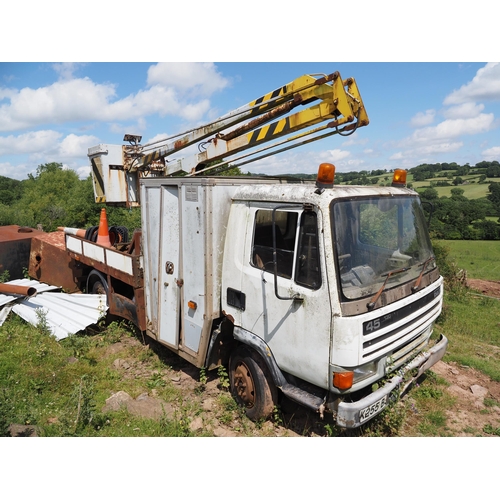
[462,426,478,435]
[272,405,283,427]
[63,333,92,358]
[0,269,10,283]
[479,296,496,307]
[64,374,106,434]
[483,398,499,408]
[35,340,49,358]
[158,408,192,437]
[324,423,337,437]
[417,410,448,435]
[218,392,238,412]
[147,372,166,389]
[0,388,14,436]
[483,424,500,436]
[414,385,443,399]
[137,346,155,363]
[105,321,127,344]
[199,367,208,385]
[362,399,406,436]
[35,308,52,336]
[217,392,238,425]
[217,365,230,390]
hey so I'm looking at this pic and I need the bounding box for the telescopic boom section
[88,71,368,205]
[126,71,368,175]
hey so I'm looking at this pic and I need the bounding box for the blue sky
[1,61,499,181]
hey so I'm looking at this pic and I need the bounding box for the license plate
[359,395,388,423]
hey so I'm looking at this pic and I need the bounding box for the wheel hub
[233,362,255,408]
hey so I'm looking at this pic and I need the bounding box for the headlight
[332,361,378,390]
[352,361,378,384]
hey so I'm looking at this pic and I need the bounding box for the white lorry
[64,71,447,428]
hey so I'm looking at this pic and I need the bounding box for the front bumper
[335,333,448,428]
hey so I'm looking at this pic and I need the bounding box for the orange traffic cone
[96,208,112,247]
[57,226,86,238]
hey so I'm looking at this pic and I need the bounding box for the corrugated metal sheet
[0,279,108,340]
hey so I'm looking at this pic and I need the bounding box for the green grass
[0,317,193,437]
[411,176,500,199]
[436,294,500,381]
[441,240,500,281]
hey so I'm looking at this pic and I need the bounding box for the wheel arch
[232,326,287,389]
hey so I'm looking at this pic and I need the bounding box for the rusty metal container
[28,231,84,292]
[0,225,44,280]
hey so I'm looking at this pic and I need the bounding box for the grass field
[440,240,500,281]
[410,176,500,199]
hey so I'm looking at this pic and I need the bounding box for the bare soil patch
[467,278,500,299]
[429,360,500,436]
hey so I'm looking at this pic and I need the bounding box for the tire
[86,271,109,306]
[229,346,277,421]
[85,226,98,242]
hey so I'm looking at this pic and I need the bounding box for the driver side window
[252,210,296,279]
[251,209,321,289]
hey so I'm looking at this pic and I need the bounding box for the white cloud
[444,62,500,105]
[147,62,230,97]
[390,152,404,160]
[0,87,17,101]
[0,63,229,133]
[0,78,117,132]
[410,109,435,127]
[57,133,99,158]
[0,130,62,156]
[412,142,463,155]
[319,148,350,162]
[482,146,500,161]
[52,63,86,81]
[147,133,171,145]
[406,114,494,144]
[341,136,369,147]
[443,102,484,119]
[0,130,99,180]
[0,161,35,180]
[76,165,91,179]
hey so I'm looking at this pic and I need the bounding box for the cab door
[224,203,332,389]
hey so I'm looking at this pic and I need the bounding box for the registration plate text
[359,395,388,423]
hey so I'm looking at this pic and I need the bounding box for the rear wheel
[229,346,277,421]
[86,270,109,305]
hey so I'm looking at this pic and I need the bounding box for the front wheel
[229,346,277,421]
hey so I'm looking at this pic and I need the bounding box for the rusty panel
[0,225,44,280]
[29,231,84,292]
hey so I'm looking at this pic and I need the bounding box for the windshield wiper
[367,266,410,311]
[411,256,435,293]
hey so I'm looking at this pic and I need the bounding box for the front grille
[361,291,441,361]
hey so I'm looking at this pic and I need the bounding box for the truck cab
[221,167,447,427]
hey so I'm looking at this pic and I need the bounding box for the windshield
[332,196,436,300]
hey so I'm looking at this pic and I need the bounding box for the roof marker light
[392,169,407,186]
[315,163,335,193]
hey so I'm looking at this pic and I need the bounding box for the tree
[0,176,24,205]
[21,163,82,230]
[421,187,439,201]
[450,187,466,199]
[487,182,500,215]
[487,165,500,178]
